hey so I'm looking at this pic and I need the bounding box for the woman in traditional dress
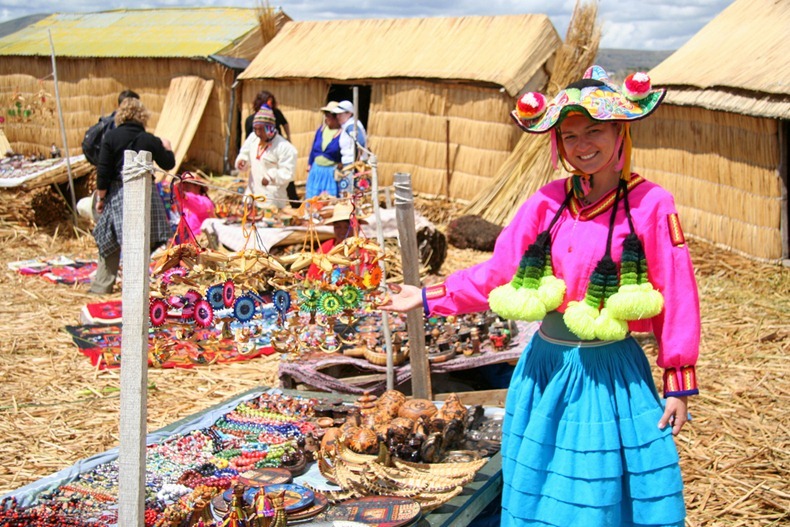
[382,66,699,526]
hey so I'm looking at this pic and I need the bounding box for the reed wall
[633,104,783,260]
[239,78,519,200]
[0,57,235,173]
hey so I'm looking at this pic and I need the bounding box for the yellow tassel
[606,283,664,320]
[537,275,566,312]
[563,301,599,340]
[488,284,521,320]
[517,288,548,321]
[594,308,629,340]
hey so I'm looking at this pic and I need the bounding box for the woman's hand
[659,396,689,436]
[95,191,107,214]
[236,159,249,171]
[379,284,423,313]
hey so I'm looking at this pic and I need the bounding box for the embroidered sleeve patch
[424,283,447,300]
[667,213,685,247]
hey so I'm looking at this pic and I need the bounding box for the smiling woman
[383,65,700,527]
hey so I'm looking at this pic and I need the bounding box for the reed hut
[0,8,291,174]
[238,14,561,201]
[632,0,790,262]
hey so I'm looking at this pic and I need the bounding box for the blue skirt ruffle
[500,333,686,527]
[305,164,338,199]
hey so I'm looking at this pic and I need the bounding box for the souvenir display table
[1,387,505,527]
[201,207,436,252]
[279,321,538,395]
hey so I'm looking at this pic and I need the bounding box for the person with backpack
[89,97,175,295]
[81,90,140,166]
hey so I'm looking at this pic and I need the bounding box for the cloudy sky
[0,0,735,51]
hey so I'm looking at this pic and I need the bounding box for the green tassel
[488,230,565,321]
[608,233,665,320]
[564,255,619,340]
[537,252,566,311]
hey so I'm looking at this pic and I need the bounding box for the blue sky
[0,0,735,51]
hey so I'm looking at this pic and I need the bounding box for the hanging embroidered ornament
[206,283,226,309]
[233,294,257,322]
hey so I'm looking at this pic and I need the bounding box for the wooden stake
[118,150,152,527]
[394,173,431,399]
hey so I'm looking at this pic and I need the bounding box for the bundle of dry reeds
[0,187,71,226]
[463,0,601,224]
[256,0,279,45]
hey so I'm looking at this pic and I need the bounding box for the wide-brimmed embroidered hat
[511,65,665,134]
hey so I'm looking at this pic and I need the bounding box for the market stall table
[279,322,539,395]
[2,387,505,527]
[201,206,437,252]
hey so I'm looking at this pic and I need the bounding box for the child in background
[173,172,215,241]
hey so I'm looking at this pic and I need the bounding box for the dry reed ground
[0,201,787,525]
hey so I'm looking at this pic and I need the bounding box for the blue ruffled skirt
[501,333,685,526]
[305,164,338,199]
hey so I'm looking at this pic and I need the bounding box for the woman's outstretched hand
[379,284,423,313]
[658,396,689,436]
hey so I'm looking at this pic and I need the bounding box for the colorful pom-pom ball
[516,92,547,120]
[593,308,629,341]
[623,72,652,101]
[563,301,599,341]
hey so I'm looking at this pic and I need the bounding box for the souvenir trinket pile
[148,196,391,359]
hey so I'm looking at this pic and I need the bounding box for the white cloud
[0,0,736,51]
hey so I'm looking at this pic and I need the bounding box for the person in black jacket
[89,97,175,294]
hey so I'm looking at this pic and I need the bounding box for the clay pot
[398,399,438,422]
[320,427,341,453]
[345,426,379,454]
[315,417,335,429]
[437,393,468,422]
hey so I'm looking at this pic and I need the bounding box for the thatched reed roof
[649,0,790,118]
[238,14,561,96]
[0,8,291,59]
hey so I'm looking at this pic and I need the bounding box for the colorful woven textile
[10,256,97,285]
[64,324,274,370]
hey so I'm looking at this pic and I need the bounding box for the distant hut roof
[0,8,291,59]
[649,0,790,118]
[238,14,561,96]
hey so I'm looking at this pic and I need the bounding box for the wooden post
[445,118,451,195]
[779,121,788,262]
[369,154,395,389]
[393,173,431,399]
[118,150,153,527]
[47,29,78,226]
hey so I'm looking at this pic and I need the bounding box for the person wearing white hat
[305,102,355,199]
[334,100,367,151]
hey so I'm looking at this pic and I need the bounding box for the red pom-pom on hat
[516,92,547,120]
[623,72,652,101]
